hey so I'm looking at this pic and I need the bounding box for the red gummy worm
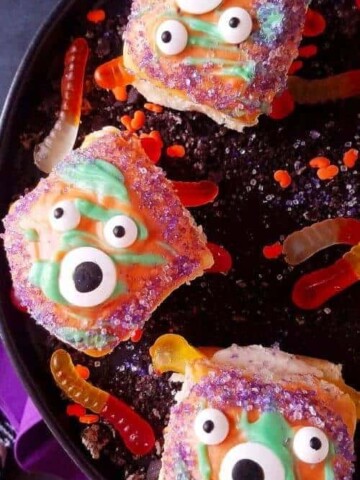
[61,38,89,125]
[206,243,233,274]
[292,258,358,309]
[172,181,219,207]
[101,395,155,456]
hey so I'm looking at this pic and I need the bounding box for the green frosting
[29,261,67,305]
[112,252,166,266]
[238,411,295,480]
[59,158,129,203]
[24,228,39,242]
[56,326,118,349]
[197,443,211,480]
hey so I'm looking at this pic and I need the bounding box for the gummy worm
[172,181,219,208]
[283,218,360,265]
[288,70,360,105]
[283,218,360,309]
[50,349,155,456]
[34,38,89,173]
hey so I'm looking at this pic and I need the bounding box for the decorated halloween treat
[50,349,155,455]
[3,130,216,356]
[150,334,360,480]
[94,0,311,131]
[283,218,360,310]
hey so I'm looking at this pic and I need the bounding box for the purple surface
[0,342,85,479]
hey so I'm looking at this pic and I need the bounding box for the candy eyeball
[194,408,229,445]
[219,443,285,480]
[175,0,222,15]
[293,427,330,464]
[59,247,117,307]
[156,20,188,56]
[49,200,81,232]
[218,7,253,44]
[103,215,138,249]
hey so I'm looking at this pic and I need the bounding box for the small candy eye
[103,215,138,249]
[219,443,285,480]
[218,7,253,44]
[175,0,222,15]
[49,200,81,232]
[59,247,117,307]
[156,20,188,56]
[293,427,329,464]
[194,408,229,445]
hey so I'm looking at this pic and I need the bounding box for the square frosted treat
[97,0,310,131]
[3,131,213,356]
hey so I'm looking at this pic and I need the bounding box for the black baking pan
[0,1,360,480]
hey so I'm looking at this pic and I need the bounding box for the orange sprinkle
[67,404,86,417]
[167,145,186,158]
[274,170,292,189]
[263,242,283,260]
[270,90,295,120]
[317,165,339,180]
[298,44,318,58]
[288,60,304,75]
[113,86,128,102]
[79,414,99,425]
[303,9,326,37]
[309,156,331,169]
[86,9,106,23]
[130,111,146,130]
[120,115,133,131]
[343,148,359,169]
[144,103,163,113]
[75,364,90,380]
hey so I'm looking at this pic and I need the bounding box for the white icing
[219,443,285,480]
[103,215,138,248]
[218,7,253,44]
[156,20,188,56]
[212,344,324,380]
[175,0,222,15]
[293,427,329,464]
[59,247,117,307]
[194,408,229,445]
[49,200,81,232]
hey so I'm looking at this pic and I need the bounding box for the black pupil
[229,17,240,28]
[54,207,64,219]
[202,420,215,433]
[73,262,103,293]
[310,437,322,451]
[161,31,172,43]
[232,459,264,480]
[113,225,126,238]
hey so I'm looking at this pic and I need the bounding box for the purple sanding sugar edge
[162,368,354,480]
[125,0,310,115]
[3,131,209,352]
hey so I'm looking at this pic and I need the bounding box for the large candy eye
[175,0,222,15]
[194,408,229,445]
[218,8,253,44]
[103,215,138,249]
[49,200,81,232]
[59,247,117,307]
[156,20,188,56]
[219,443,285,480]
[293,427,329,464]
